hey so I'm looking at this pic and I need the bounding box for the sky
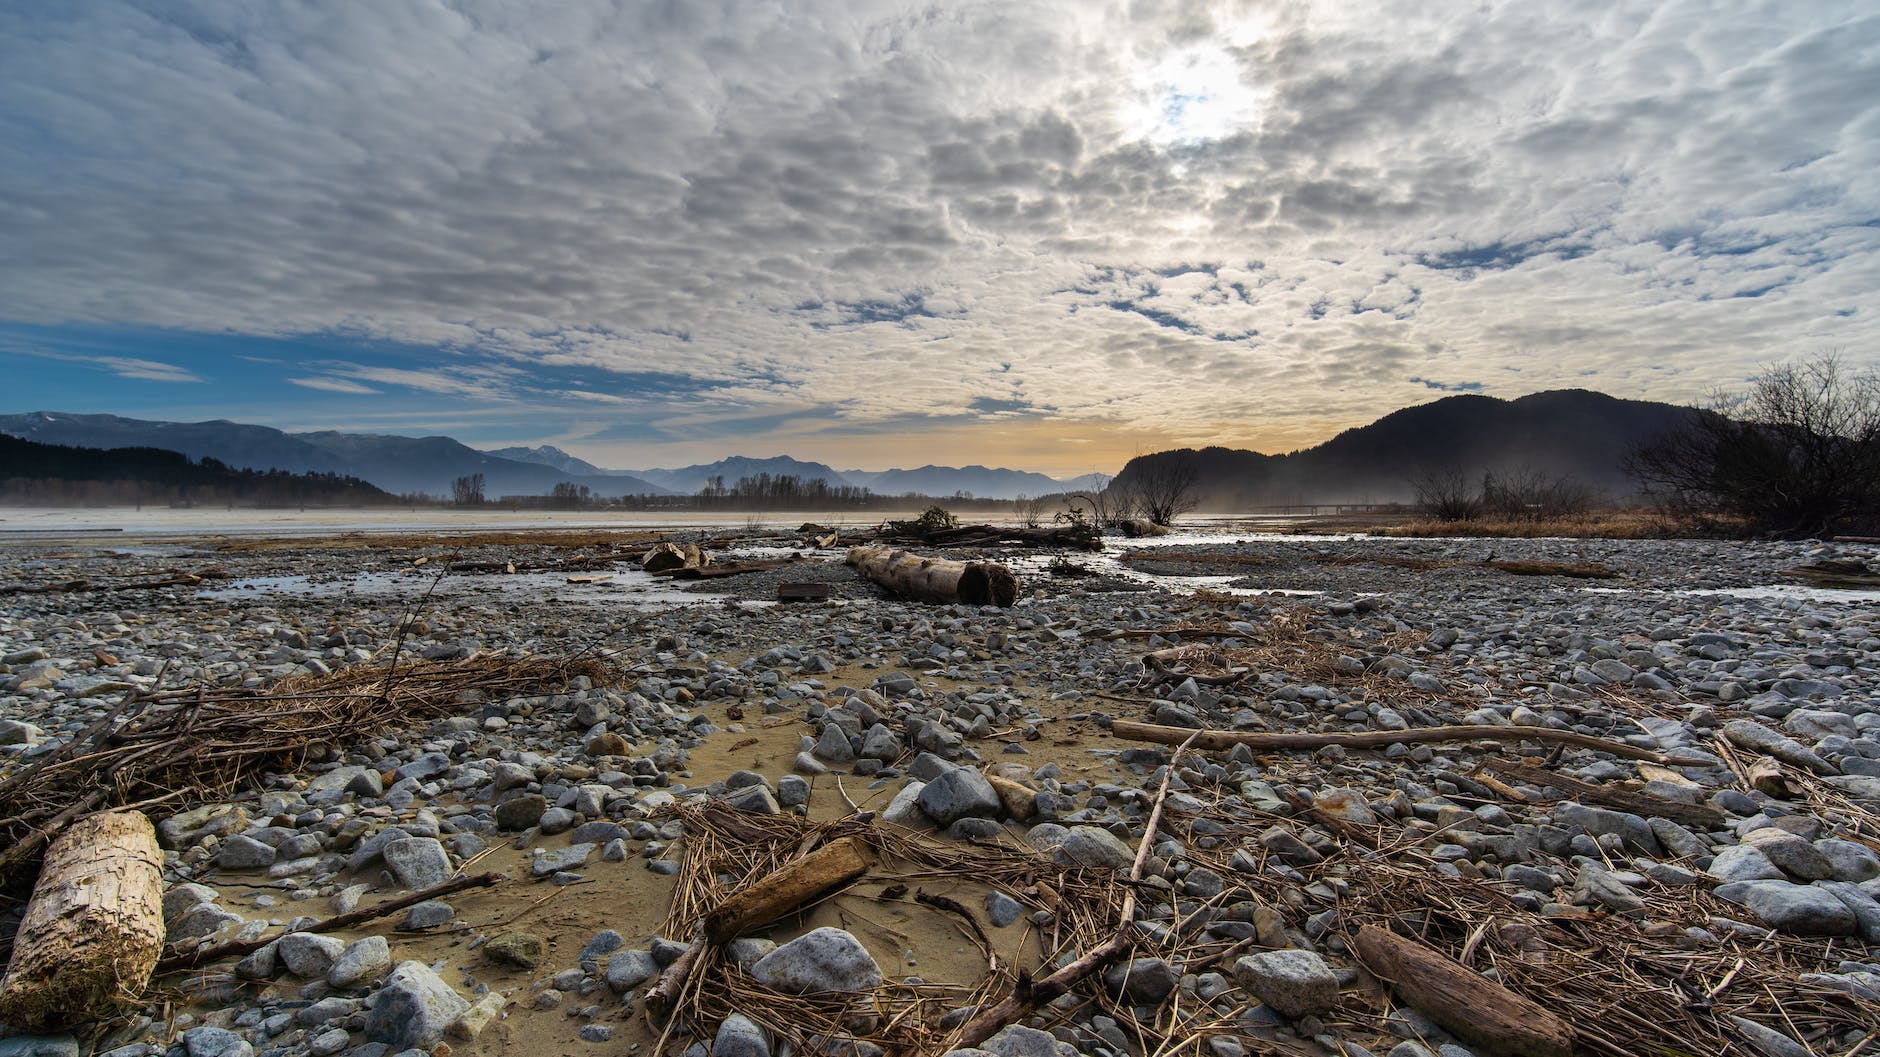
[1,1,1876,477]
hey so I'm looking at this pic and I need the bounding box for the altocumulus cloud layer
[2,1,1876,471]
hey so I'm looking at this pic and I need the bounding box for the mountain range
[1111,389,1693,507]
[2,389,1692,506]
[0,414,1106,500]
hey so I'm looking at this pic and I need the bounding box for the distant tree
[451,473,486,506]
[1628,353,1880,537]
[1129,454,1200,526]
[1409,466,1480,521]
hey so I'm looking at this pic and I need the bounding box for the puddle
[200,567,731,607]
[1582,585,1880,606]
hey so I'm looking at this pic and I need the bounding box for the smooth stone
[750,927,882,993]
[364,961,470,1048]
[327,935,391,988]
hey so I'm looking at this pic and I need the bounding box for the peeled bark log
[0,810,165,1030]
[1353,924,1574,1057]
[845,546,1019,607]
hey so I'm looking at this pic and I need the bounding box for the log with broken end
[0,810,165,1031]
[1109,719,1712,767]
[845,545,1019,607]
[1353,924,1574,1057]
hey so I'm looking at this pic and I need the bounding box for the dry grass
[1373,510,1676,539]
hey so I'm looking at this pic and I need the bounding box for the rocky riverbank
[1,528,1878,1057]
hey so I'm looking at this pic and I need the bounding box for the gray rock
[1709,844,1785,882]
[327,935,390,988]
[171,901,244,942]
[1742,828,1835,881]
[530,842,596,877]
[1816,880,1880,940]
[713,1013,770,1057]
[1054,826,1134,869]
[309,765,384,798]
[777,775,811,807]
[881,781,928,827]
[814,723,855,763]
[180,1027,252,1057]
[1103,957,1180,1003]
[276,932,346,979]
[724,784,781,815]
[1723,721,1837,775]
[727,937,776,968]
[216,834,277,870]
[986,891,1023,928]
[493,794,547,831]
[395,752,451,782]
[0,1038,81,1057]
[1714,880,1857,936]
[981,1025,1077,1057]
[364,960,470,1048]
[538,806,577,833]
[1817,838,1880,882]
[1233,950,1339,1017]
[916,768,1003,827]
[750,927,882,993]
[606,949,661,992]
[382,836,454,890]
[401,900,456,929]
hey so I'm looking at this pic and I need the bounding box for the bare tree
[450,473,485,506]
[1130,455,1201,526]
[1628,353,1880,537]
[1409,466,1480,522]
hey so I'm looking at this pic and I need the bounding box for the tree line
[0,434,391,507]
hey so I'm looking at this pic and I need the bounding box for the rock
[1816,880,1880,940]
[1233,950,1339,1017]
[981,1024,1077,1057]
[986,891,1023,928]
[382,836,454,890]
[1053,826,1134,869]
[180,1027,252,1057]
[538,806,577,833]
[365,960,471,1048]
[327,935,391,988]
[713,1013,771,1057]
[494,794,548,831]
[1708,844,1784,883]
[882,781,928,827]
[276,932,346,979]
[586,732,630,756]
[530,842,596,877]
[777,775,811,807]
[750,927,882,993]
[1313,787,1377,825]
[401,900,456,929]
[1816,838,1880,882]
[1103,957,1180,1003]
[606,948,661,991]
[216,834,277,870]
[1742,828,1835,881]
[309,765,384,798]
[916,768,1003,827]
[724,784,781,814]
[1714,880,1857,936]
[1723,721,1837,775]
[449,993,507,1041]
[484,932,546,969]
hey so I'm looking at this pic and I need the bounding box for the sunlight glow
[1122,42,1266,146]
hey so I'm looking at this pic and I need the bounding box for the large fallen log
[1353,924,1574,1057]
[0,811,165,1030]
[1109,719,1712,767]
[845,546,1019,607]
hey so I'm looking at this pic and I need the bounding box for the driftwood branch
[156,871,503,973]
[1485,760,1725,828]
[1109,719,1711,768]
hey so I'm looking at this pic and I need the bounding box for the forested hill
[0,434,392,506]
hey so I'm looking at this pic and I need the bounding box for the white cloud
[288,376,379,394]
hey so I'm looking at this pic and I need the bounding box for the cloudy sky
[2,1,1875,476]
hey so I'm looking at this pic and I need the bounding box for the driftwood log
[0,811,165,1030]
[880,523,1101,551]
[1110,719,1712,768]
[845,546,1019,607]
[1353,924,1574,1057]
